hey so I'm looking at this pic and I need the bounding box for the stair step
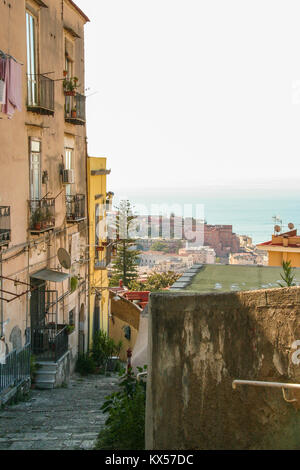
[36,371,56,381]
[37,362,57,373]
[35,378,55,390]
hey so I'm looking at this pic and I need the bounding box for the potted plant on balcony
[71,107,77,118]
[63,76,79,96]
[66,324,75,335]
[31,208,43,231]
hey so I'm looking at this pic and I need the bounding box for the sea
[113,186,300,245]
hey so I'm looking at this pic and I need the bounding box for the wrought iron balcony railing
[66,194,86,222]
[29,198,55,233]
[27,74,55,115]
[0,206,11,246]
[65,93,86,125]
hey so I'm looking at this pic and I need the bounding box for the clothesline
[0,49,23,66]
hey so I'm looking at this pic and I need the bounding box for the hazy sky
[76,0,300,195]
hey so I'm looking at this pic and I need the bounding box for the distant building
[178,245,216,264]
[256,229,300,267]
[203,224,240,258]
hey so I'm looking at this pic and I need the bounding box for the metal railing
[66,194,86,222]
[0,206,11,246]
[31,325,68,362]
[0,343,31,395]
[232,379,300,404]
[27,74,55,115]
[65,93,86,124]
[29,198,55,232]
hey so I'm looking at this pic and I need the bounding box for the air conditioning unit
[62,169,75,184]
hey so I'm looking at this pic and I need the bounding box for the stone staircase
[35,362,57,389]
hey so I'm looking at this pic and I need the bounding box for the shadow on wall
[132,304,149,374]
[146,287,300,450]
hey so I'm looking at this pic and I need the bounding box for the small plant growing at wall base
[278,260,296,287]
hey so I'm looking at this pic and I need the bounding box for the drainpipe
[85,138,90,353]
[0,251,3,337]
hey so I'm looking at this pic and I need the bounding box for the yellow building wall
[109,317,138,362]
[268,250,300,267]
[109,293,140,361]
[87,157,110,348]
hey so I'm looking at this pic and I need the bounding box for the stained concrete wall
[146,287,300,450]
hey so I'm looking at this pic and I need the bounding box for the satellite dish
[274,225,281,233]
[57,248,71,269]
[288,223,294,230]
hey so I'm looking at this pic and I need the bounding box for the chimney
[119,279,123,288]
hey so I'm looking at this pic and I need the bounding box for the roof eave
[66,0,90,23]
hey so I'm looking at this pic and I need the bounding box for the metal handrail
[232,379,300,390]
[232,379,300,403]
[137,371,148,381]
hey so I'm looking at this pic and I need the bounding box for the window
[64,147,73,196]
[29,139,41,200]
[69,308,75,326]
[26,11,37,106]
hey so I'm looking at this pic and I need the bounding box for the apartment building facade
[87,157,113,347]
[0,0,90,390]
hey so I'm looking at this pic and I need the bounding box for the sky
[75,0,300,197]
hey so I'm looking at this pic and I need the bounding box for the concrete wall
[146,287,300,450]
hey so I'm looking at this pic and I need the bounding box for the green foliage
[110,200,140,286]
[75,354,96,376]
[70,276,78,293]
[95,366,147,450]
[63,76,80,92]
[31,208,43,226]
[66,324,75,335]
[128,271,181,292]
[91,330,122,371]
[278,260,296,287]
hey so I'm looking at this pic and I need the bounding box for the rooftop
[175,264,300,293]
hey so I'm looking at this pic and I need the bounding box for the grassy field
[184,264,300,294]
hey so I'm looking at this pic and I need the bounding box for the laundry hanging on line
[0,51,23,117]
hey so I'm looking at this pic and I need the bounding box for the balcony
[65,93,86,125]
[27,74,55,115]
[0,206,11,247]
[66,194,86,222]
[29,198,55,234]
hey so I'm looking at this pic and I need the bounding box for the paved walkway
[0,373,119,450]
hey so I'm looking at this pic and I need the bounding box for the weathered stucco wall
[146,287,300,450]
